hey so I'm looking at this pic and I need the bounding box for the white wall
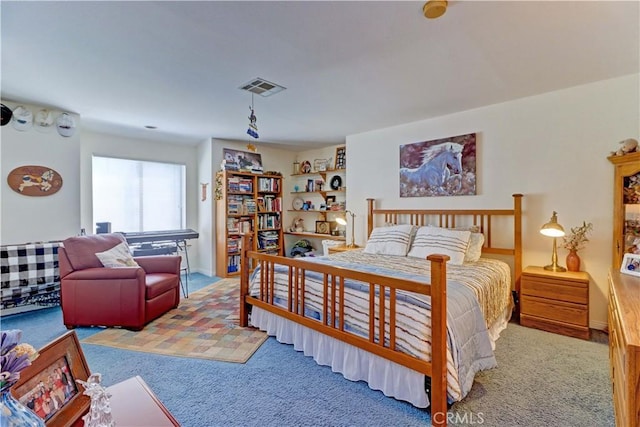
[346,74,640,330]
[1,101,81,244]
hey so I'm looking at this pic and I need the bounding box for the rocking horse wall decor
[399,132,477,197]
[6,165,63,197]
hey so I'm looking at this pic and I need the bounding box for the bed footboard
[239,234,451,426]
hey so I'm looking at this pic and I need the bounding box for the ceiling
[2,1,638,148]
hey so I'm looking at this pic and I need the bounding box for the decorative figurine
[247,107,259,139]
[76,373,115,427]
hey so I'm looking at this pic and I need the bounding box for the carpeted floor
[1,273,614,426]
[82,278,267,363]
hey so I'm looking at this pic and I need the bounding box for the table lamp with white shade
[335,210,358,248]
[540,211,566,272]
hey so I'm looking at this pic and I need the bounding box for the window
[92,156,186,232]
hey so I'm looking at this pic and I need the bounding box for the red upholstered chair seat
[58,233,181,330]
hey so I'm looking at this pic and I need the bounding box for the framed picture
[399,132,476,198]
[313,159,327,172]
[315,220,332,235]
[334,147,346,169]
[222,148,263,173]
[620,253,640,277]
[325,195,336,205]
[11,331,91,426]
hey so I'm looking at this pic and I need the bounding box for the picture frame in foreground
[620,253,640,277]
[12,331,91,427]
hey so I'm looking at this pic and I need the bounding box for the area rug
[81,278,267,363]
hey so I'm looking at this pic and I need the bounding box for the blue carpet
[0,273,613,426]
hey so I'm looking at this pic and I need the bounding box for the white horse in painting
[19,169,54,192]
[400,143,463,192]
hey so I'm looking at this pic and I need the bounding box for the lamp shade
[335,217,347,226]
[540,211,565,237]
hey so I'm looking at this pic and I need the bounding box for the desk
[72,376,178,427]
[106,376,179,426]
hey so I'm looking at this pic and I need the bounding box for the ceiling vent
[239,78,286,97]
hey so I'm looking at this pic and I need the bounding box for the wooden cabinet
[608,270,640,427]
[520,266,590,340]
[608,152,640,270]
[284,169,347,250]
[215,171,283,277]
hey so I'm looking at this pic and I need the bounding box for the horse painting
[400,143,463,194]
[19,169,55,192]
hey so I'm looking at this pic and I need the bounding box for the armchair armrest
[135,255,181,275]
[64,267,143,281]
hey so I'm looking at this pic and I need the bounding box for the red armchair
[58,233,181,330]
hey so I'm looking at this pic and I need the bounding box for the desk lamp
[540,211,566,272]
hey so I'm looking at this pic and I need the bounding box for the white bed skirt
[250,306,430,408]
[250,304,512,408]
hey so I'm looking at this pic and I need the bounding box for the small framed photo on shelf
[620,253,640,277]
[12,331,91,426]
[325,195,336,205]
[315,220,332,234]
[334,146,346,169]
[313,159,327,172]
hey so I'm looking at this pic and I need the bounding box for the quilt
[248,250,512,401]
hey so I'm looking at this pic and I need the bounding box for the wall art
[399,132,476,197]
[7,165,63,196]
[222,148,263,173]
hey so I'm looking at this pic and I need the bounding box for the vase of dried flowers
[0,330,44,427]
[561,221,593,272]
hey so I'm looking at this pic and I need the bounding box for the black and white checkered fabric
[1,242,61,308]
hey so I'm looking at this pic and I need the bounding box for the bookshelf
[215,171,283,277]
[284,168,347,254]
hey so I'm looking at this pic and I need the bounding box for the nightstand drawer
[521,295,588,326]
[521,276,588,304]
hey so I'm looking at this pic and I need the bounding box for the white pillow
[364,224,417,256]
[464,232,485,263]
[95,241,139,268]
[407,227,471,265]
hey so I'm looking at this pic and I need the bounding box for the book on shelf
[258,213,281,230]
[243,198,257,214]
[227,176,253,193]
[258,177,280,192]
[227,254,241,273]
[257,230,279,250]
[227,218,252,234]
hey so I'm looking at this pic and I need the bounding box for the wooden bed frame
[239,194,523,427]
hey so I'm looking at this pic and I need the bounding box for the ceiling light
[239,78,286,97]
[423,1,447,19]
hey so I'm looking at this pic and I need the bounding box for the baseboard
[590,320,608,331]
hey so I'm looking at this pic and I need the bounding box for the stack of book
[257,230,279,250]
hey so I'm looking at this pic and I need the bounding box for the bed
[239,194,523,426]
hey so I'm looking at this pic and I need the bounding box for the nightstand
[520,266,590,340]
[327,245,360,254]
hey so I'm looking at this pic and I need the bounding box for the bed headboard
[366,194,523,305]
